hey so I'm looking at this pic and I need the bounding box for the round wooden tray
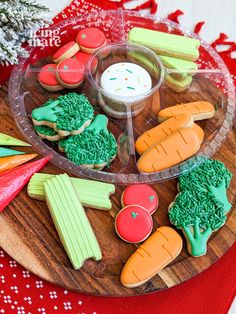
[0,81,235,296]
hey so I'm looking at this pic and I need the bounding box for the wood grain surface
[0,78,235,296]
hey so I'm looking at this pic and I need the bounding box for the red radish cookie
[53,41,80,63]
[38,64,63,92]
[72,51,98,73]
[56,58,85,89]
[121,184,158,215]
[76,28,107,54]
[115,205,153,243]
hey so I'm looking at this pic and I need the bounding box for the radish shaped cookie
[115,205,153,243]
[58,114,117,169]
[121,185,158,215]
[32,93,94,137]
[53,41,80,63]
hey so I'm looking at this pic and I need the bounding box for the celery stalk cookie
[32,93,94,137]
[59,114,117,169]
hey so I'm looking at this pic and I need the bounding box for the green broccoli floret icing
[34,125,57,136]
[169,189,226,257]
[59,114,117,166]
[32,93,94,132]
[179,157,232,213]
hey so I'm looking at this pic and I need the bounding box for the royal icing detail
[38,64,59,86]
[100,62,152,99]
[76,28,106,49]
[57,58,85,84]
[59,114,117,166]
[122,184,158,215]
[115,205,153,243]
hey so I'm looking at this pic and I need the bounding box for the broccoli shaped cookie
[34,125,62,142]
[169,158,232,257]
[179,157,232,213]
[59,114,117,169]
[32,93,94,137]
[168,189,227,257]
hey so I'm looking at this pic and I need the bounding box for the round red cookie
[72,51,98,73]
[38,64,63,92]
[115,205,153,243]
[121,184,158,215]
[76,28,106,53]
[53,41,80,63]
[56,58,85,88]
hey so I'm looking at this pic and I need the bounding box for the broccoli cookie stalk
[169,189,227,257]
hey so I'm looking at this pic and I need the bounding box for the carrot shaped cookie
[135,114,193,155]
[137,124,204,173]
[158,101,215,122]
[58,114,117,169]
[120,226,183,288]
[28,172,115,210]
[32,93,94,137]
[44,174,102,269]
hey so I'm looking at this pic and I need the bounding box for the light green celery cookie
[164,74,192,92]
[159,55,198,80]
[32,93,94,136]
[169,189,227,257]
[0,147,25,157]
[128,27,200,61]
[27,172,115,210]
[59,114,117,169]
[128,51,192,92]
[0,133,31,146]
[44,174,102,269]
[34,125,61,141]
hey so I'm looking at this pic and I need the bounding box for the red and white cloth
[0,1,236,313]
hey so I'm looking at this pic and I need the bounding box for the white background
[37,1,236,312]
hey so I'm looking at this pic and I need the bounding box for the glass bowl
[8,10,236,184]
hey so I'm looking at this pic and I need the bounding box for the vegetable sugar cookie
[115,205,153,243]
[38,64,63,92]
[72,51,98,73]
[76,28,107,54]
[158,101,215,122]
[169,158,232,257]
[120,226,183,288]
[137,124,204,173]
[34,125,62,142]
[56,58,85,89]
[32,93,94,137]
[53,41,80,63]
[135,113,193,155]
[121,185,158,215]
[58,114,117,169]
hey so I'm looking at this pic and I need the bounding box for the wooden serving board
[0,82,235,296]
